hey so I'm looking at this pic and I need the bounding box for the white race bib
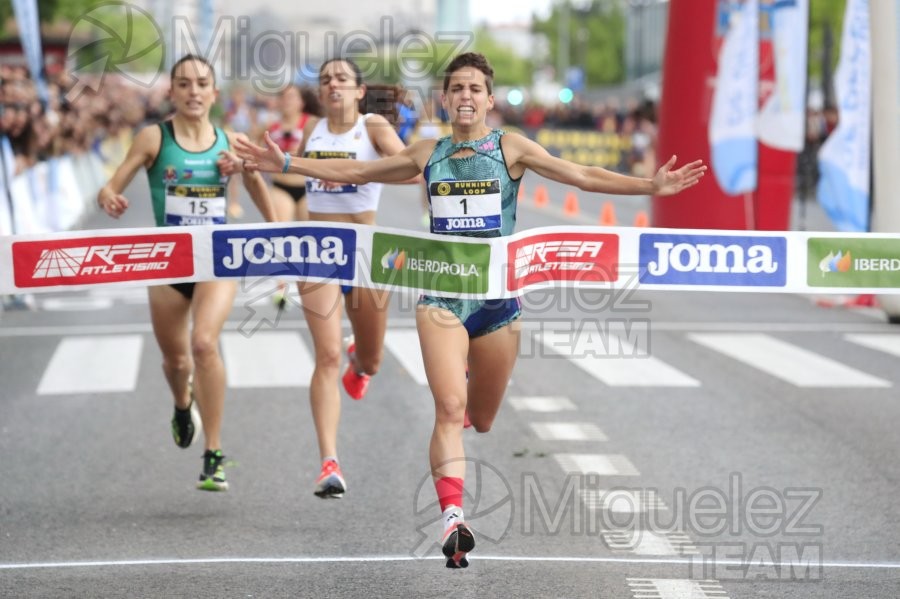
[165,185,226,226]
[304,150,358,194]
[429,179,502,233]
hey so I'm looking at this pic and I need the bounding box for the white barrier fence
[0,152,107,238]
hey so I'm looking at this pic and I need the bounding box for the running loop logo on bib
[639,234,786,286]
[213,226,356,281]
[430,179,501,233]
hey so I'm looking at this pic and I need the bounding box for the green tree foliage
[808,0,846,79]
[0,0,108,28]
[471,27,534,87]
[532,0,626,86]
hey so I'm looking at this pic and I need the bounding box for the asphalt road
[2,174,899,598]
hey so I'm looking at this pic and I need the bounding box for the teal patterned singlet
[418,129,524,338]
[424,129,521,238]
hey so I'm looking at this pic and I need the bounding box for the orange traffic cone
[599,201,617,226]
[633,210,649,227]
[533,184,549,207]
[563,191,580,216]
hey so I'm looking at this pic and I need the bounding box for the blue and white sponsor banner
[757,0,809,152]
[6,221,900,296]
[638,233,786,287]
[212,225,357,282]
[817,0,871,232]
[709,0,759,195]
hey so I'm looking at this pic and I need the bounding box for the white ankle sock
[442,506,464,532]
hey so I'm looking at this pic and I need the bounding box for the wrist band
[281,151,291,174]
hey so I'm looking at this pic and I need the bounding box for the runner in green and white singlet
[98,55,276,493]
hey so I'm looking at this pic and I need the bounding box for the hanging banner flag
[709,0,759,196]
[817,0,871,232]
[757,0,809,152]
[11,0,48,104]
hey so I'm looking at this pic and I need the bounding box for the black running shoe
[442,522,475,569]
[171,380,201,448]
[197,449,229,492]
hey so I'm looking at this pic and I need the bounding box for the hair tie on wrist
[281,151,291,173]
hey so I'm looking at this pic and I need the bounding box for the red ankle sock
[435,476,464,512]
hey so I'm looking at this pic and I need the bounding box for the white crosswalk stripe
[554,453,640,477]
[28,329,900,396]
[539,330,701,387]
[603,530,700,556]
[220,331,313,388]
[845,333,900,358]
[689,333,891,388]
[37,335,144,395]
[626,578,728,599]
[383,330,429,385]
[509,396,577,412]
[530,422,607,441]
[581,489,669,513]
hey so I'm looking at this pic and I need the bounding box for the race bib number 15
[165,185,226,226]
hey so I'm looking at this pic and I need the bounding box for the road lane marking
[581,489,669,513]
[384,330,429,385]
[845,333,900,358]
[689,333,891,388]
[626,578,727,598]
[221,331,312,388]
[37,335,143,395]
[604,531,700,557]
[2,556,899,570]
[554,453,641,477]
[539,331,700,387]
[509,396,576,412]
[3,320,897,338]
[530,422,607,441]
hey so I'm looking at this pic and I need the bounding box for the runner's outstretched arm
[500,132,706,197]
[234,133,428,185]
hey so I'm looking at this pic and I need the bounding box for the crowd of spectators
[0,65,169,177]
[0,56,666,183]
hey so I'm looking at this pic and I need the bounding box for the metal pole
[871,0,900,320]
[558,0,570,83]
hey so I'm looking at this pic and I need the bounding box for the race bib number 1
[430,179,501,233]
[165,185,226,225]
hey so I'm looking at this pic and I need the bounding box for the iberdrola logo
[381,248,407,272]
[819,250,852,276]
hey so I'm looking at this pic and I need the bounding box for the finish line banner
[3,221,900,297]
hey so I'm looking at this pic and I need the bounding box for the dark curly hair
[443,52,494,95]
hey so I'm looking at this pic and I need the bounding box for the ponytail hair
[361,83,401,125]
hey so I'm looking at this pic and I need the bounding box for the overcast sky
[470,0,552,26]
[210,0,554,28]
